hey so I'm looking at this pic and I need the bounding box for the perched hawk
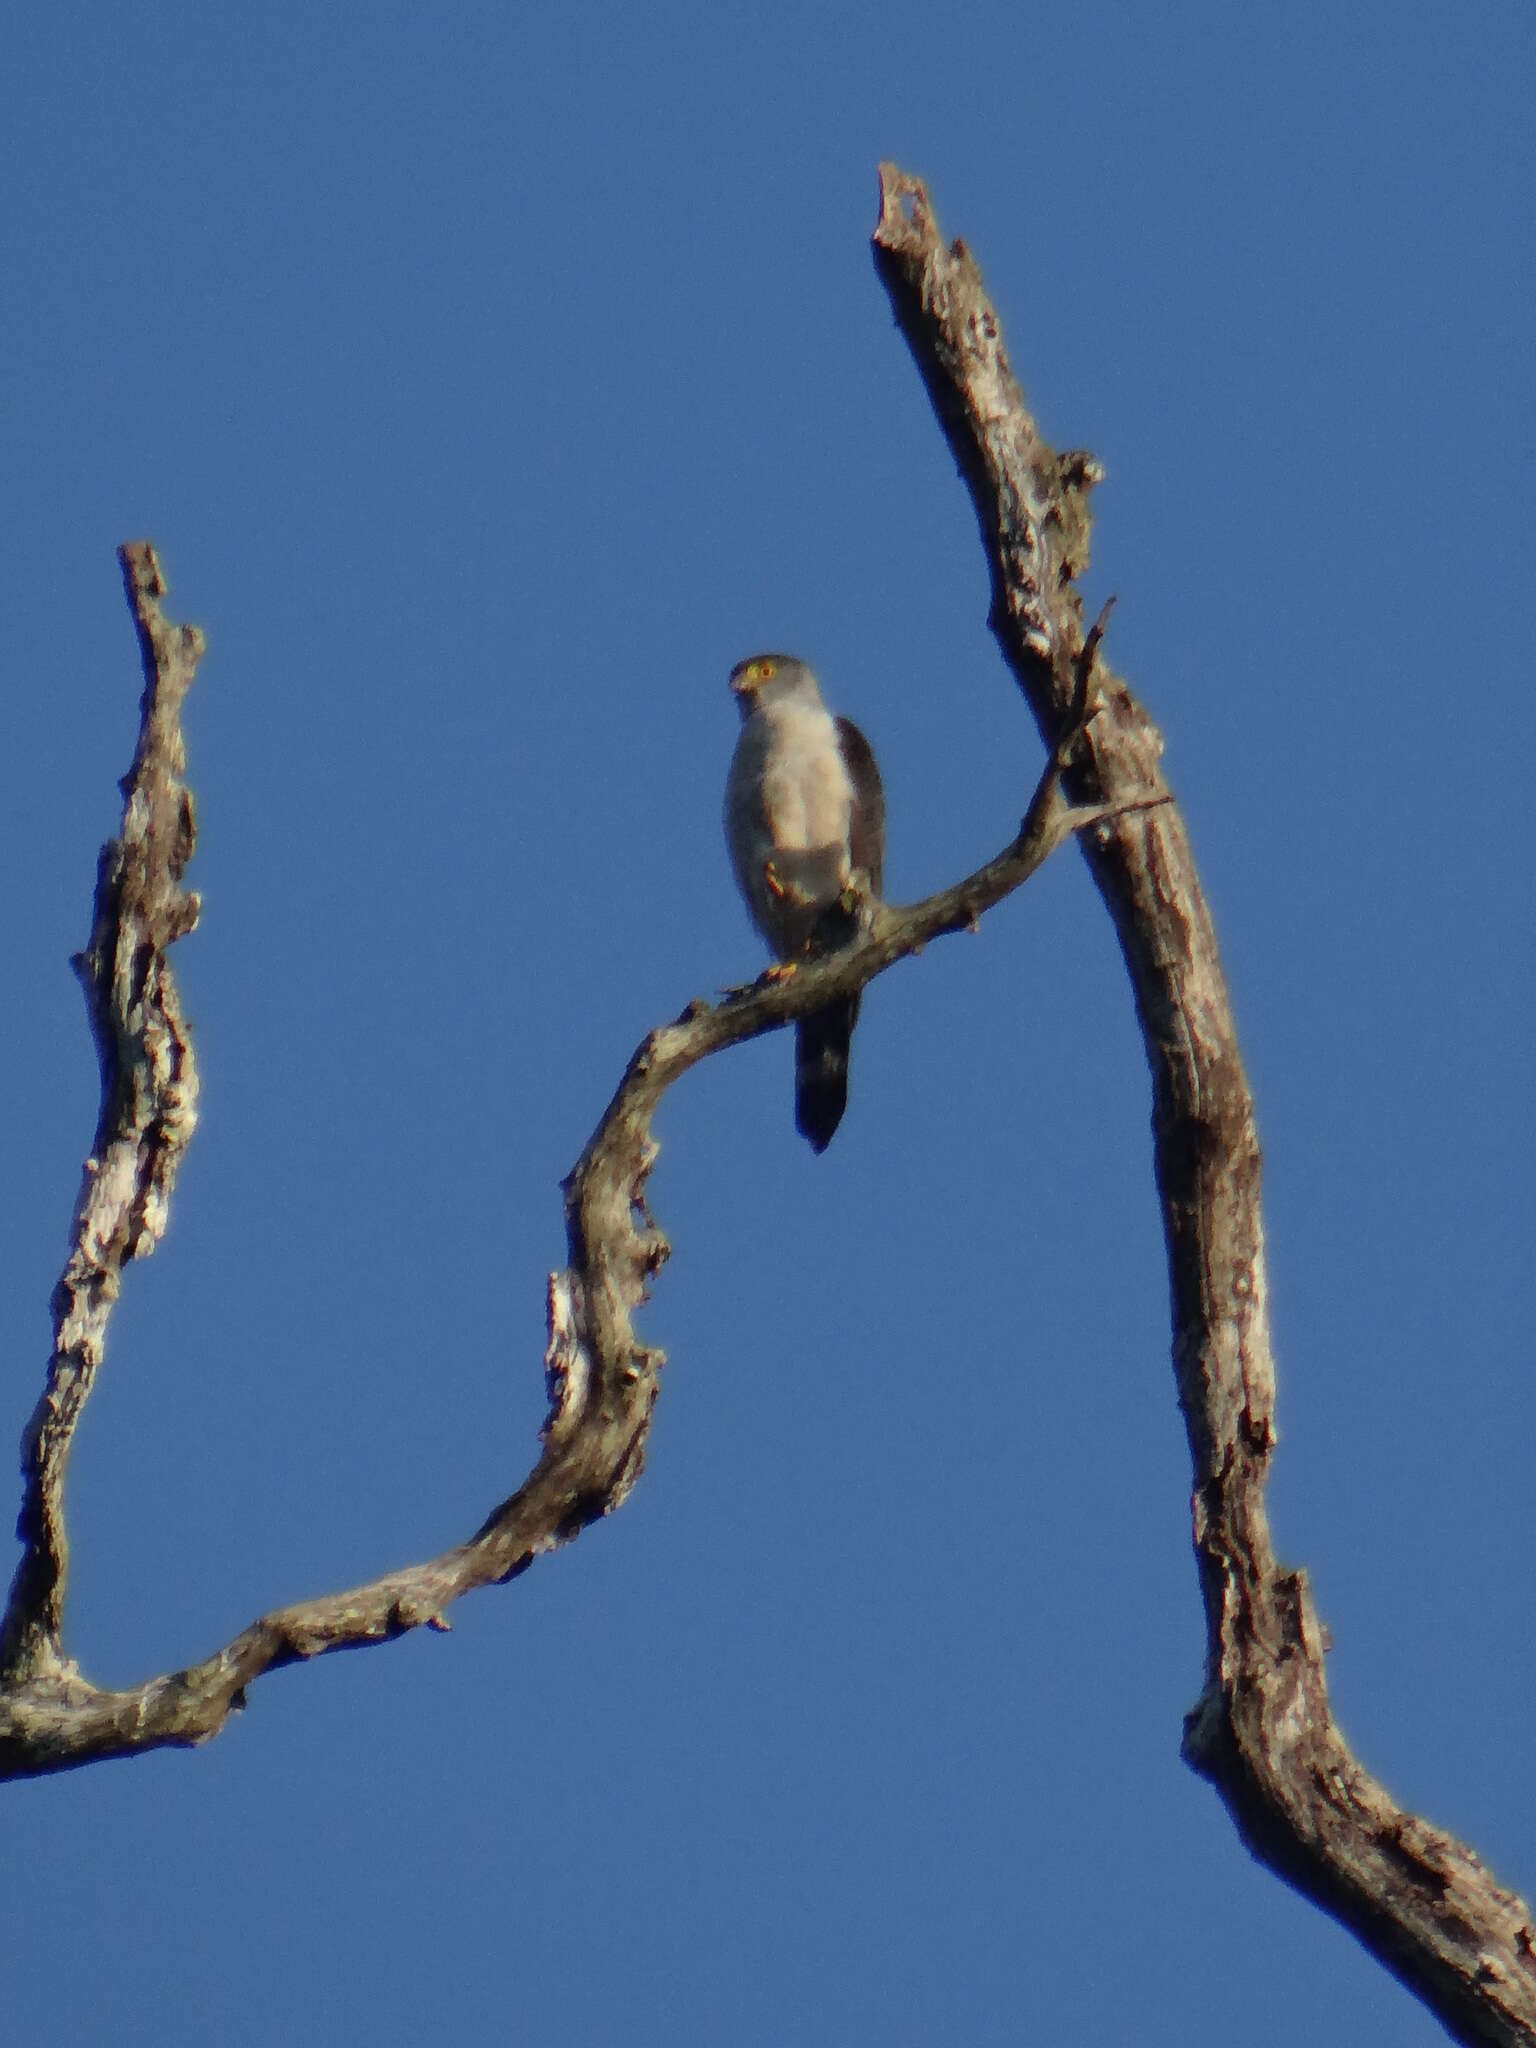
[724,654,886,1151]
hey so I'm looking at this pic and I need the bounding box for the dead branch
[8,187,1525,2048]
[1,544,205,1687]
[0,544,1112,1780]
[870,159,1536,2046]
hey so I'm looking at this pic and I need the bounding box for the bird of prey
[724,654,886,1151]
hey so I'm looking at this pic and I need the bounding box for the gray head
[728,653,823,721]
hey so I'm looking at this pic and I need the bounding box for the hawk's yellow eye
[753,659,777,680]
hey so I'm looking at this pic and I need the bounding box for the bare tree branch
[0,537,1121,1781]
[1,544,205,1687]
[11,192,1524,2048]
[870,160,1536,2046]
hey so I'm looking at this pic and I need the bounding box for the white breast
[757,699,855,851]
[725,698,855,953]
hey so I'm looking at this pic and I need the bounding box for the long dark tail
[795,997,860,1152]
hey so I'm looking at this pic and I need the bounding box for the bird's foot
[762,856,824,911]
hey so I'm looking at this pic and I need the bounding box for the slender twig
[872,158,1536,2047]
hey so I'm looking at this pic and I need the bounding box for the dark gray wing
[835,715,885,897]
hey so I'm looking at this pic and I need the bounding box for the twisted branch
[0,546,1118,1779]
[9,194,1524,2048]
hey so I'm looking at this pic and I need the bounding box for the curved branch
[0,543,1119,1780]
[13,203,1518,2048]
[871,161,1536,2045]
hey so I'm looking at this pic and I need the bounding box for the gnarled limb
[11,194,1522,2048]
[1,544,205,1686]
[0,545,1118,1781]
[872,160,1536,2046]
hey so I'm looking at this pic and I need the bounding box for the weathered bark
[5,182,1529,2048]
[869,160,1535,2047]
[1,544,206,1688]
[0,544,1119,1780]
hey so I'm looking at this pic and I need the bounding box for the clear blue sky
[3,5,1532,2042]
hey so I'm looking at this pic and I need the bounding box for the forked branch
[0,545,1115,1779]
[7,187,1526,2048]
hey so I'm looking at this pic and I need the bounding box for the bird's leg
[754,863,806,977]
[762,853,840,912]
